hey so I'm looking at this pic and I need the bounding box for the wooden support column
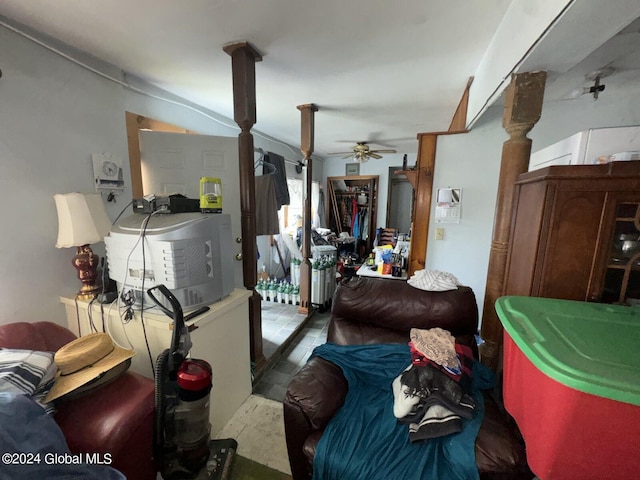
[407,133,437,275]
[480,71,547,369]
[223,41,266,373]
[297,103,318,315]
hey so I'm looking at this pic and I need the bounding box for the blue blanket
[311,343,495,480]
[0,393,125,479]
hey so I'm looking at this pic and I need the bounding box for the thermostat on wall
[93,153,125,191]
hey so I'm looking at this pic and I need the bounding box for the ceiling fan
[328,142,397,162]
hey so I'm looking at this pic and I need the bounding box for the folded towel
[408,269,460,291]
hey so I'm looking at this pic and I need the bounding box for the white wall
[426,108,505,314]
[429,90,640,322]
[0,24,304,325]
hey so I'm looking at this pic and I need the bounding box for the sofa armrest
[285,356,348,430]
[284,356,348,480]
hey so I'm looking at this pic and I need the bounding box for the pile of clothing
[392,327,476,442]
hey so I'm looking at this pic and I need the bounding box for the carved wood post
[297,104,318,315]
[223,41,266,373]
[480,72,546,369]
[407,133,437,275]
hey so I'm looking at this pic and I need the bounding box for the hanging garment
[254,175,280,235]
[263,152,290,208]
[362,209,369,240]
[339,198,350,231]
[359,209,366,239]
[351,198,358,236]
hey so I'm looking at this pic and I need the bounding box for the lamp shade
[54,193,112,248]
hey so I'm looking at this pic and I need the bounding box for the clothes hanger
[254,148,277,174]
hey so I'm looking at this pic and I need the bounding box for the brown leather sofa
[283,277,532,479]
[0,321,156,480]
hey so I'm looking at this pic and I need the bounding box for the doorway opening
[124,112,308,375]
[386,166,414,236]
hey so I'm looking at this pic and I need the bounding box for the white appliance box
[529,125,640,171]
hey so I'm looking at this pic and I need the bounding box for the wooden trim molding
[124,112,196,198]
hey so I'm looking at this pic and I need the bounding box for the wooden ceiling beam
[448,76,473,133]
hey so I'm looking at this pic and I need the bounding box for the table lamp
[54,192,112,299]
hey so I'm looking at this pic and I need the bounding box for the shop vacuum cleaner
[147,284,237,480]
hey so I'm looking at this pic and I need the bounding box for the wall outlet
[435,227,445,240]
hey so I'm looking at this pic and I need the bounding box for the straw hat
[45,332,135,402]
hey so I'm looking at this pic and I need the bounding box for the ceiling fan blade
[342,154,354,159]
[327,151,356,156]
[368,152,383,159]
[370,149,397,154]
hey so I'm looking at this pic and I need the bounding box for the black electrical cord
[99,257,107,332]
[74,297,81,337]
[112,200,134,225]
[100,299,106,333]
[87,296,98,333]
[140,211,156,378]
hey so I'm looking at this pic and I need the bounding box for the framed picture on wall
[345,163,360,176]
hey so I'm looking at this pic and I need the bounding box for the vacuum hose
[154,348,170,466]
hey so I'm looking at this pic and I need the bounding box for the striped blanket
[0,349,56,413]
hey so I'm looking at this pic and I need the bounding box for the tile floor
[215,394,291,475]
[255,302,331,402]
[260,301,308,361]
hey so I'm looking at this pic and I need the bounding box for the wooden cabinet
[326,175,379,254]
[504,161,640,305]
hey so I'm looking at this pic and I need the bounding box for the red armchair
[0,321,156,480]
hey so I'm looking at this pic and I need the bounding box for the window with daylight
[280,178,320,233]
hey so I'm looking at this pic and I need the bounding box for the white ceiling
[0,0,512,158]
[1,1,639,159]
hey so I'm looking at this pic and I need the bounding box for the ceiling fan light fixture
[354,152,368,162]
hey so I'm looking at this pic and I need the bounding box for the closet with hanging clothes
[326,175,379,257]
